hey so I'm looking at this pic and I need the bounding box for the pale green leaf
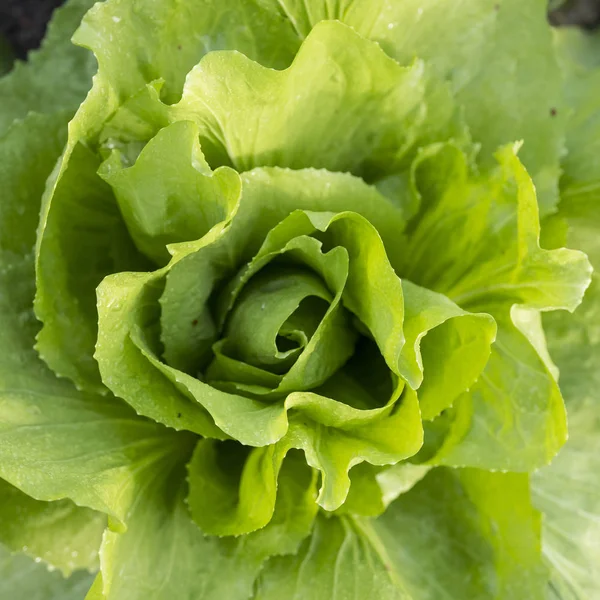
[433,311,568,471]
[534,200,600,598]
[98,120,241,265]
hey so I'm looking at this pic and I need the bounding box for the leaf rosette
[0,1,597,599]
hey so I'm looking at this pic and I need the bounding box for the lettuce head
[0,1,598,598]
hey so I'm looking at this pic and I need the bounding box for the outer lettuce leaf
[70,0,563,212]
[529,31,600,598]
[400,144,590,314]
[433,310,568,470]
[533,398,600,599]
[398,143,590,470]
[254,468,546,600]
[202,0,561,212]
[0,543,94,600]
[0,478,105,575]
[100,19,466,179]
[73,0,301,103]
[554,28,600,213]
[34,140,151,394]
[88,443,316,600]
[0,111,191,528]
[0,0,98,136]
[146,21,432,176]
[351,0,564,214]
[534,226,600,598]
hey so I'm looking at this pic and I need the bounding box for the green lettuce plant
[0,1,598,598]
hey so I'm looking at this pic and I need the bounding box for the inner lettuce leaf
[0,0,597,598]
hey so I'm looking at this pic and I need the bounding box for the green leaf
[255,468,546,600]
[254,513,411,600]
[534,200,600,598]
[0,0,98,136]
[432,310,568,470]
[187,443,316,536]
[375,462,432,508]
[0,478,105,576]
[94,167,406,442]
[399,143,591,314]
[392,142,590,471]
[95,251,422,511]
[98,120,242,265]
[532,399,600,599]
[34,141,151,394]
[0,111,194,529]
[353,0,564,214]
[219,0,563,212]
[90,444,315,600]
[554,28,600,215]
[169,20,427,176]
[0,543,94,600]
[101,19,463,180]
[399,280,496,419]
[160,167,405,375]
[214,267,338,377]
[73,0,301,104]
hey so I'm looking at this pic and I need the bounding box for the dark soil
[0,0,599,62]
[0,0,66,59]
[550,0,600,28]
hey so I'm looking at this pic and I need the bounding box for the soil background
[1,0,65,59]
[0,0,600,62]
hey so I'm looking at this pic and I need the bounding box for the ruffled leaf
[34,141,150,394]
[98,120,241,265]
[432,311,568,470]
[187,443,316,537]
[399,143,591,314]
[88,445,316,600]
